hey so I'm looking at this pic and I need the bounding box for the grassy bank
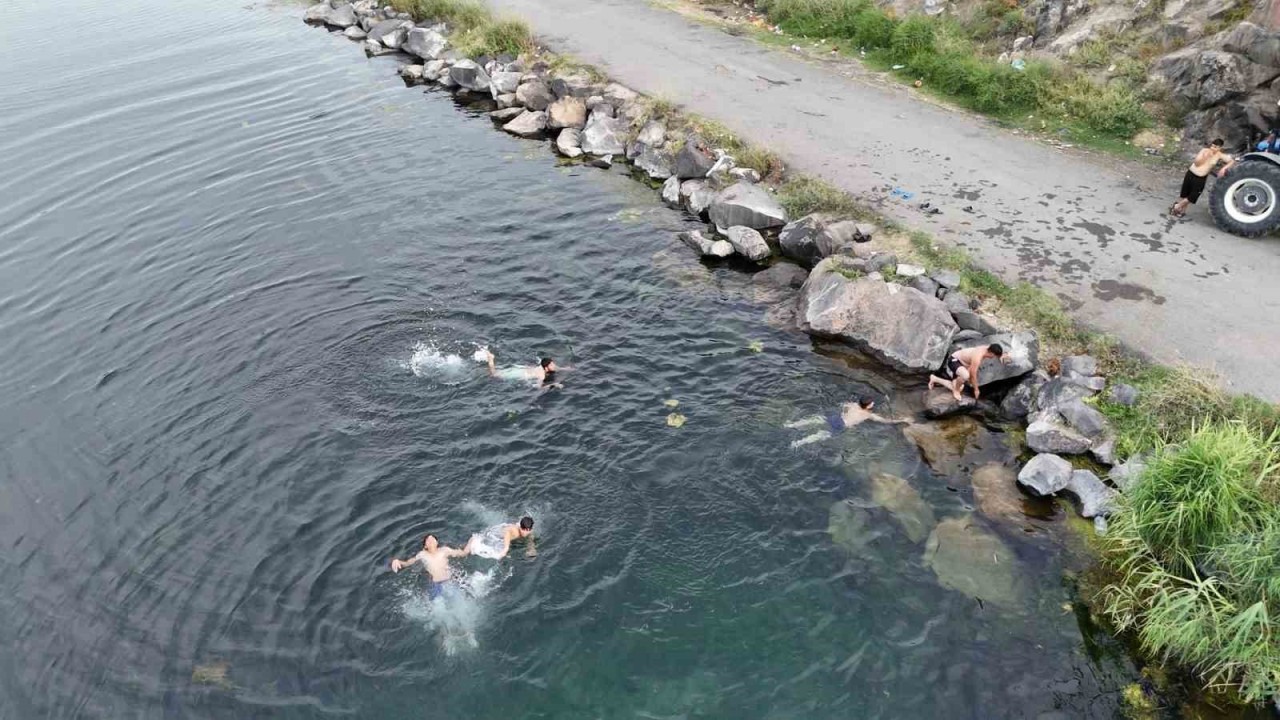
[751,0,1150,146]
[390,0,535,56]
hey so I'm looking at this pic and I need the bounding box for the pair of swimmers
[389,516,536,600]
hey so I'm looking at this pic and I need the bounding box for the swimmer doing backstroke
[390,534,473,600]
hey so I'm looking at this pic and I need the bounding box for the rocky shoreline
[303,0,1139,581]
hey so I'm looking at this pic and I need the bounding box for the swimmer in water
[480,348,568,386]
[390,534,473,600]
[489,516,536,559]
[785,396,911,448]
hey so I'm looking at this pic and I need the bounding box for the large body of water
[0,0,1137,717]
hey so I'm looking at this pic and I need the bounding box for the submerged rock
[903,416,991,477]
[797,259,957,373]
[828,500,881,556]
[923,516,1021,606]
[923,388,976,419]
[723,226,771,262]
[970,463,1025,523]
[1016,453,1072,496]
[870,473,936,544]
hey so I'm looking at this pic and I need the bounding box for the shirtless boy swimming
[390,534,473,600]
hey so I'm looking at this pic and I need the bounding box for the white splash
[1002,334,1031,364]
[398,564,510,656]
[403,342,470,381]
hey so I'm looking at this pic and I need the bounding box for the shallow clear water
[0,0,1136,717]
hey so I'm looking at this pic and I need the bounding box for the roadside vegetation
[752,0,1151,144]
[390,0,535,56]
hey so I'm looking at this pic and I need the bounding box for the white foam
[397,565,510,656]
[1003,334,1031,364]
[404,342,471,382]
[468,524,510,560]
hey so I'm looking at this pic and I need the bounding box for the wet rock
[907,274,940,298]
[579,112,627,156]
[367,18,409,48]
[502,110,547,139]
[678,229,716,256]
[797,259,957,372]
[660,176,681,207]
[674,138,716,180]
[489,107,524,123]
[554,128,583,158]
[923,516,1021,606]
[724,226,771,262]
[680,180,715,216]
[903,416,991,477]
[404,27,446,59]
[1063,469,1116,518]
[305,2,357,27]
[709,183,786,231]
[449,59,491,92]
[971,464,1025,523]
[516,80,552,111]
[634,146,674,181]
[1001,370,1048,419]
[828,500,881,556]
[1108,383,1140,407]
[1017,453,1072,496]
[489,71,522,97]
[1027,414,1092,455]
[924,388,976,419]
[550,73,597,99]
[1033,377,1093,414]
[1060,355,1097,378]
[343,26,367,40]
[931,269,962,289]
[870,473,936,544]
[1058,398,1109,439]
[399,64,424,85]
[752,263,809,290]
[547,96,587,130]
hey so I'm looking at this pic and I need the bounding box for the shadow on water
[0,0,1145,717]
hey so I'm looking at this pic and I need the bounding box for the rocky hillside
[888,0,1279,153]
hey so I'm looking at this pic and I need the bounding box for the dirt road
[487,0,1280,400]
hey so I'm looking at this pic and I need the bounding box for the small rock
[1034,377,1093,414]
[1110,456,1147,493]
[305,1,357,27]
[343,26,367,39]
[1060,355,1097,378]
[865,253,898,274]
[709,183,786,231]
[923,388,976,419]
[449,59,491,91]
[502,110,547,138]
[896,263,926,278]
[1017,453,1073,496]
[1107,383,1140,407]
[495,93,518,109]
[399,64,425,84]
[1058,398,1109,439]
[870,473,936,544]
[908,275,940,297]
[943,291,974,314]
[1094,516,1108,535]
[628,120,666,159]
[853,223,876,242]
[951,309,1000,335]
[661,176,681,207]
[678,229,716,256]
[681,180,715,216]
[1001,370,1048,419]
[602,82,639,106]
[515,80,552,111]
[707,239,734,257]
[1027,414,1092,455]
[752,263,809,290]
[554,128,583,158]
[1063,374,1106,393]
[547,96,587,130]
[549,73,596,99]
[489,107,524,123]
[634,146,674,180]
[724,226,771,262]
[931,269,962,289]
[1091,436,1117,466]
[589,154,613,169]
[579,111,627,156]
[422,59,446,80]
[951,329,984,344]
[729,167,762,183]
[367,18,409,48]
[363,39,392,56]
[489,70,522,97]
[674,138,716,179]
[1063,469,1116,518]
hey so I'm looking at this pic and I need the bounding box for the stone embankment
[304,0,1143,591]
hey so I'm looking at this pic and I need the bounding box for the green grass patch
[390,0,534,57]
[775,175,871,219]
[1096,423,1280,704]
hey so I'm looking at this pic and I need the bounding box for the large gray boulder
[489,71,522,97]
[708,183,786,231]
[1017,453,1072,496]
[723,226,771,262]
[305,2,357,27]
[680,180,715,216]
[1027,413,1092,455]
[516,80,552,111]
[660,176,681,207]
[797,259,958,372]
[1001,369,1048,419]
[1058,398,1110,439]
[923,388,976,419]
[367,18,410,48]
[547,97,587,130]
[502,111,547,139]
[1063,470,1116,518]
[923,516,1021,606]
[777,213,861,266]
[628,121,667,159]
[674,138,716,179]
[634,146,674,181]
[1033,377,1093,415]
[449,60,491,92]
[1223,21,1280,69]
[579,111,627,156]
[871,473,936,544]
[949,331,1038,387]
[404,27,446,59]
[549,73,597,99]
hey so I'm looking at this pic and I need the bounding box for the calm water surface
[0,0,1135,717]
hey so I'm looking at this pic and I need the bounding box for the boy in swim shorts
[390,533,473,600]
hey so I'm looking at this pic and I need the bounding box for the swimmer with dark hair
[390,534,473,600]
[480,348,569,386]
[785,396,911,448]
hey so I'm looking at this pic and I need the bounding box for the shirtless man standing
[390,534,473,600]
[928,343,1007,401]
[1171,138,1236,217]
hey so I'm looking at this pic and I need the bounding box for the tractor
[1210,152,1280,236]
